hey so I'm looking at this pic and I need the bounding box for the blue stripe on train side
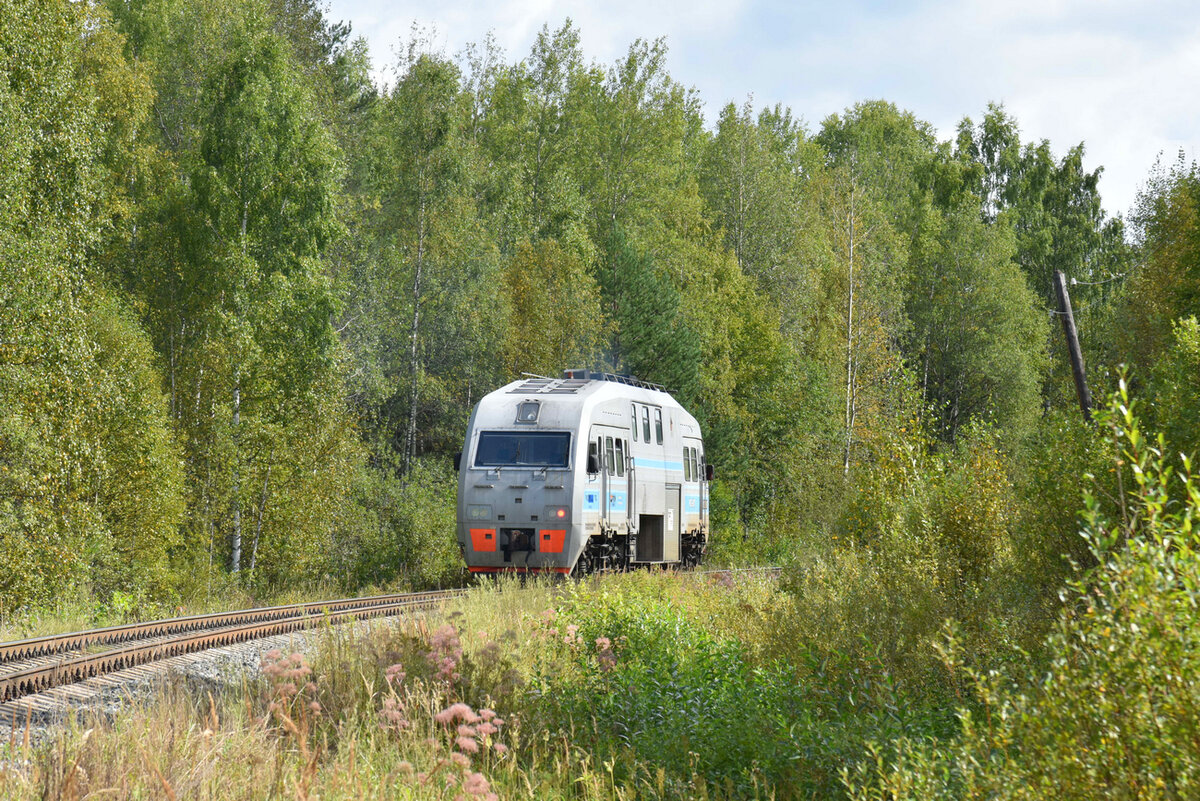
[632,457,684,471]
[584,490,600,511]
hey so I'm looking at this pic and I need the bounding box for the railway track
[0,567,775,715]
[0,589,465,706]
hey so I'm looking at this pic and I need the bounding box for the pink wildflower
[595,636,612,651]
[462,772,491,795]
[436,702,474,725]
[492,743,508,755]
[450,752,471,767]
[455,736,481,754]
[457,724,477,737]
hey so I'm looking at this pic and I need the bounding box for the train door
[664,484,680,561]
[597,430,629,529]
[595,432,609,520]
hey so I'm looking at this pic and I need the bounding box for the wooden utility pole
[1053,270,1092,422]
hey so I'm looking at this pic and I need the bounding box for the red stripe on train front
[467,566,571,574]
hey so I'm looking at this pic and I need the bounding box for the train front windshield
[474,431,571,468]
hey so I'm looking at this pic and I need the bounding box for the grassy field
[2,571,914,799]
[6,432,1200,801]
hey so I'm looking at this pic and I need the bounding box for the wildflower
[457,724,477,738]
[475,721,498,737]
[385,663,406,685]
[309,701,322,714]
[455,736,481,754]
[462,772,491,796]
[450,752,471,768]
[398,761,414,775]
[427,624,464,681]
[492,743,508,755]
[479,709,496,722]
[595,636,611,651]
[435,702,477,725]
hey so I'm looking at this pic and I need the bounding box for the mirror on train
[705,463,715,481]
[454,452,462,471]
[587,452,600,474]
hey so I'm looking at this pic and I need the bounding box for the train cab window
[691,449,699,481]
[615,439,625,476]
[631,405,638,442]
[654,409,663,444]
[605,437,615,474]
[683,448,692,481]
[587,441,599,473]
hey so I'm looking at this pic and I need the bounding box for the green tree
[0,0,185,608]
[501,239,605,376]
[907,198,1049,444]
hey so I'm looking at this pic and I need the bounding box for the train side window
[615,439,625,476]
[683,447,691,481]
[654,409,663,444]
[642,407,651,442]
[631,405,638,442]
[605,436,615,474]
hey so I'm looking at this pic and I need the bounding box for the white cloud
[326,0,1200,216]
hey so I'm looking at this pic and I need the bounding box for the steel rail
[0,589,465,703]
[0,590,457,665]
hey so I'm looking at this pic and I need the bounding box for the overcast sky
[324,0,1200,219]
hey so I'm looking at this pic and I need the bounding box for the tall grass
[9,385,1197,799]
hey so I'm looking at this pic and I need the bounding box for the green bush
[847,380,1200,800]
[783,426,1023,695]
[535,576,947,799]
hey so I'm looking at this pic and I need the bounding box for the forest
[2,0,1198,626]
[8,0,1200,796]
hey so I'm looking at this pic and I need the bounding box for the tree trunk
[232,203,248,572]
[404,179,427,473]
[843,193,856,477]
[231,367,241,572]
[249,465,271,574]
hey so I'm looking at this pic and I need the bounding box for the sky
[324,0,1200,219]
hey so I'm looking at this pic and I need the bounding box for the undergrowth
[4,384,1198,799]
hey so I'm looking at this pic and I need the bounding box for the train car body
[455,370,709,575]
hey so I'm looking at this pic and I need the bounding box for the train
[454,370,711,576]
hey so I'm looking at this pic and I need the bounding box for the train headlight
[467,504,492,520]
[544,505,569,521]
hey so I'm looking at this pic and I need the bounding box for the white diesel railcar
[455,370,710,575]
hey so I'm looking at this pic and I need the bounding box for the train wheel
[572,548,594,577]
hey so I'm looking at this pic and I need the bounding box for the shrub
[847,379,1200,800]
